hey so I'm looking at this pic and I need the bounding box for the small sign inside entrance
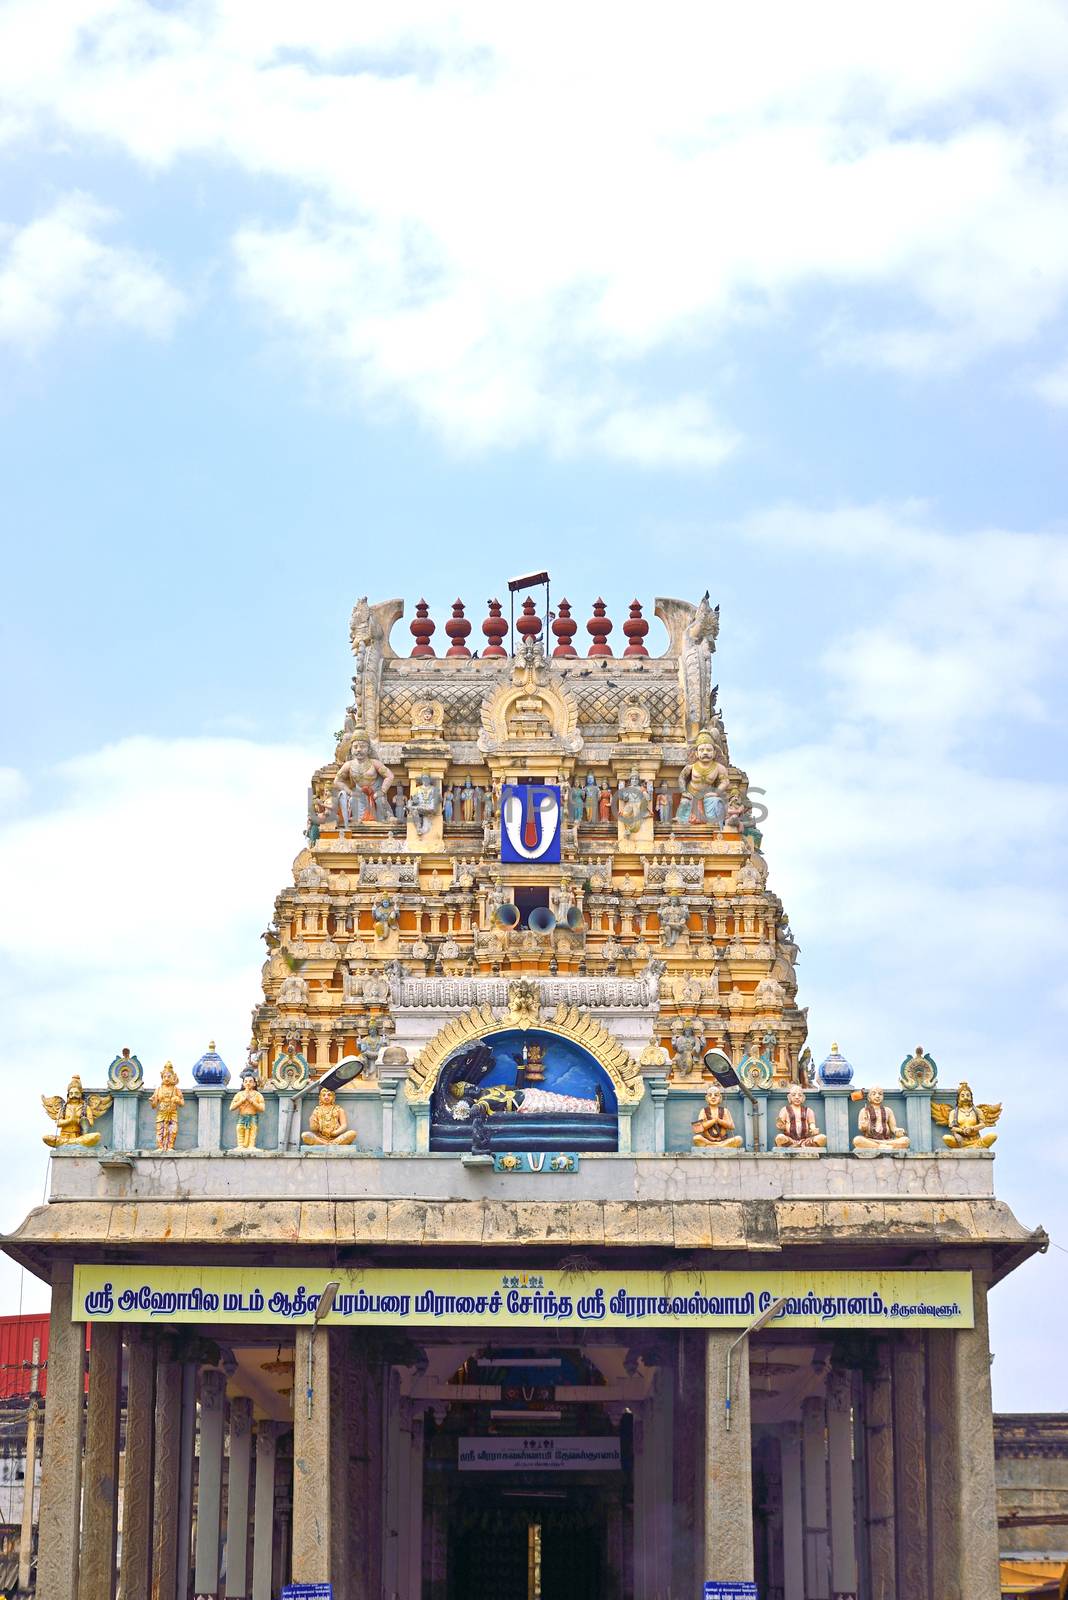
[703,1585,758,1599]
[459,1436,621,1471]
[282,1586,333,1600]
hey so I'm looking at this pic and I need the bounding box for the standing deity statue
[680,591,720,739]
[660,887,691,949]
[676,731,729,826]
[459,778,476,823]
[332,739,395,825]
[230,1069,266,1150]
[568,782,585,825]
[775,1085,827,1149]
[692,1087,743,1149]
[42,1078,112,1148]
[656,785,674,824]
[931,1082,1001,1149]
[597,780,613,823]
[301,1087,358,1146]
[853,1086,909,1151]
[150,1062,185,1151]
[583,773,598,823]
[442,786,456,823]
[670,1019,705,1079]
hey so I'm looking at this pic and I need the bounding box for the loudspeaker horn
[563,905,585,931]
[495,902,521,929]
[529,906,557,934]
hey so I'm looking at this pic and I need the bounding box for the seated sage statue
[301,1087,358,1146]
[774,1084,827,1149]
[692,1087,743,1149]
[853,1086,909,1152]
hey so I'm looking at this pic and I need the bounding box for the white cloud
[1033,356,1068,407]
[2,4,1068,452]
[0,193,184,350]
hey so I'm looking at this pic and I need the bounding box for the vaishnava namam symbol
[500,783,561,863]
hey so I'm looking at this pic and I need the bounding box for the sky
[1,0,1067,1409]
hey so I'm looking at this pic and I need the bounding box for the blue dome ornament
[818,1041,854,1086]
[192,1040,230,1087]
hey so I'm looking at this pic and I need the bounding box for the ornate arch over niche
[477,655,582,755]
[405,999,644,1105]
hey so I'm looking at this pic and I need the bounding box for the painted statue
[568,782,585,824]
[331,738,395,826]
[150,1062,185,1151]
[676,730,729,826]
[407,774,439,836]
[670,1018,704,1079]
[459,778,476,823]
[442,786,455,823]
[853,1086,909,1152]
[597,780,613,823]
[583,773,598,823]
[931,1082,1001,1149]
[656,785,674,824]
[301,1087,358,1146]
[618,772,647,837]
[692,1087,743,1149]
[230,1068,266,1150]
[660,888,690,949]
[774,1085,827,1149]
[42,1077,112,1148]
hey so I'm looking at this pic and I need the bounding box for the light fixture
[725,1298,789,1431]
[306,1279,341,1418]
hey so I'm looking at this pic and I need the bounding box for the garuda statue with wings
[42,1077,112,1148]
[931,1082,1001,1149]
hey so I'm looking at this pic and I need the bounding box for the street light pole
[725,1298,789,1431]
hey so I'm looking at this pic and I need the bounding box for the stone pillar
[36,1266,85,1600]
[194,1368,227,1597]
[826,1372,857,1600]
[780,1423,804,1600]
[892,1335,930,1600]
[151,1346,183,1600]
[196,1087,227,1150]
[225,1398,254,1598]
[176,1362,198,1600]
[926,1278,1001,1600]
[381,1367,403,1598]
[801,1394,830,1600]
[703,1330,755,1584]
[79,1321,122,1600]
[632,1408,649,1600]
[863,1342,895,1600]
[649,1074,668,1151]
[119,1335,156,1600]
[251,1424,278,1600]
[402,1408,425,1600]
[292,1327,333,1582]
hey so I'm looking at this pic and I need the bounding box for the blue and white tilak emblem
[500,784,562,864]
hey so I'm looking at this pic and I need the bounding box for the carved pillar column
[151,1345,183,1600]
[892,1334,930,1600]
[176,1361,198,1600]
[381,1367,403,1599]
[194,1368,227,1597]
[36,1265,85,1600]
[801,1394,830,1600]
[779,1423,804,1600]
[292,1327,333,1582]
[79,1321,122,1600]
[703,1330,755,1583]
[225,1398,254,1598]
[826,1372,857,1600]
[119,1335,156,1600]
[251,1424,278,1600]
[632,1407,649,1600]
[863,1342,896,1600]
[926,1278,1001,1600]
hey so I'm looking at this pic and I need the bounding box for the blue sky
[1,1,1067,1406]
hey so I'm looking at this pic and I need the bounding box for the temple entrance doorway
[415,1338,637,1599]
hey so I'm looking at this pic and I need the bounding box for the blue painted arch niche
[429,1027,619,1152]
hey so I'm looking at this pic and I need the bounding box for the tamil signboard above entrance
[72,1265,974,1329]
[458,1437,622,1472]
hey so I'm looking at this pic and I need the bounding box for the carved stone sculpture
[676,731,729,826]
[692,1086,743,1149]
[900,1046,938,1089]
[774,1085,826,1149]
[931,1082,1001,1149]
[853,1086,909,1152]
[407,774,439,836]
[42,1077,112,1148]
[230,1069,266,1150]
[150,1062,185,1151]
[332,739,395,826]
[670,1018,704,1079]
[301,1088,358,1146]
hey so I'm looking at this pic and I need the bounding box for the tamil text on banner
[458,1436,622,1472]
[72,1265,974,1329]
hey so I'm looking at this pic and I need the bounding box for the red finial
[445,598,472,658]
[622,598,649,657]
[517,595,542,643]
[481,598,508,657]
[552,597,578,657]
[410,599,436,657]
[586,597,614,657]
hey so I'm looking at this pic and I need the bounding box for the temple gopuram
[5,589,1046,1600]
